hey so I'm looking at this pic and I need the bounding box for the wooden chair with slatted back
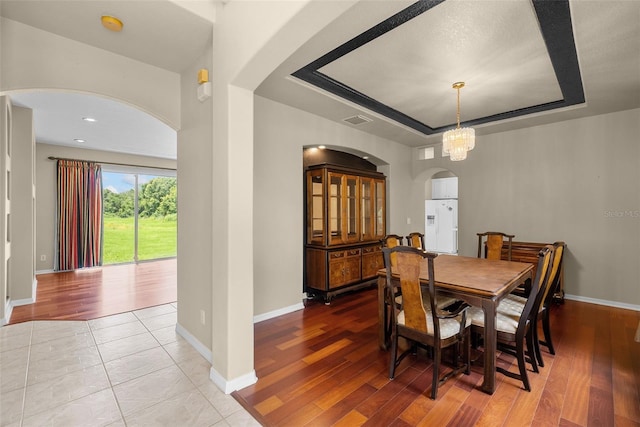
[381,234,404,267]
[537,241,566,358]
[502,241,566,368]
[382,246,471,399]
[477,231,515,261]
[406,232,425,250]
[467,245,555,391]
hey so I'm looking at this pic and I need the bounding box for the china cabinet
[304,161,386,303]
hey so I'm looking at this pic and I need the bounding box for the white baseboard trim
[253,301,304,324]
[1,300,13,326]
[175,322,212,363]
[209,366,257,395]
[35,269,55,275]
[10,296,35,307]
[564,294,640,312]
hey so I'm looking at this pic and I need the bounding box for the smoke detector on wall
[343,115,372,125]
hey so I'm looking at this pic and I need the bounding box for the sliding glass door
[102,168,176,265]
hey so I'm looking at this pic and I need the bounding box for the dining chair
[382,246,471,399]
[503,241,566,367]
[477,231,515,261]
[467,244,555,391]
[406,232,425,250]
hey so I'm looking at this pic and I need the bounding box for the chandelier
[442,82,475,161]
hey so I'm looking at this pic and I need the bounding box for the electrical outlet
[406,217,411,225]
[200,310,205,325]
[40,255,46,261]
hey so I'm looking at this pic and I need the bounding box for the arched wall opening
[416,167,459,254]
[2,88,178,322]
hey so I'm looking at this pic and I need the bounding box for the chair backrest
[382,246,440,337]
[540,241,566,310]
[477,232,515,261]
[382,234,405,267]
[520,245,555,329]
[406,232,425,250]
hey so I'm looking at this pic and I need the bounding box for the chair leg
[389,333,399,380]
[431,346,441,400]
[527,329,539,373]
[516,338,531,392]
[542,309,555,355]
[533,322,544,368]
[463,330,471,375]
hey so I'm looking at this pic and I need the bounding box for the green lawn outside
[103,215,177,264]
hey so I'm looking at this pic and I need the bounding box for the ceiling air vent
[343,114,372,125]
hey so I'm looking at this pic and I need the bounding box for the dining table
[377,254,534,395]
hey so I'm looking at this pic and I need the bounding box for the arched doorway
[424,169,459,254]
[4,90,178,322]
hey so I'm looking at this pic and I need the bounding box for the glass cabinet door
[307,170,324,245]
[374,179,386,239]
[345,175,359,243]
[328,173,344,245]
[360,177,374,241]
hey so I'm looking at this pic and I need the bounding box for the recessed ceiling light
[363,156,369,159]
[318,145,326,149]
[101,15,123,32]
[74,139,86,143]
[82,117,97,122]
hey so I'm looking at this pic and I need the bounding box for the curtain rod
[47,156,176,171]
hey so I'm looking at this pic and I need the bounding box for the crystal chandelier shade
[442,82,475,161]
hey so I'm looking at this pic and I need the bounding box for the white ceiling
[2,0,640,157]
[10,92,177,159]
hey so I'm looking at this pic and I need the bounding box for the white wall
[253,95,413,316]
[411,109,640,307]
[35,144,176,272]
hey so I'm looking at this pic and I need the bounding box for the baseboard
[175,322,212,363]
[10,278,37,307]
[253,301,304,324]
[1,300,13,326]
[209,366,257,394]
[35,269,55,275]
[564,294,640,312]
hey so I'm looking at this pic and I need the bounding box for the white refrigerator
[425,199,458,254]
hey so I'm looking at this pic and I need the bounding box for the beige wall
[9,106,35,301]
[177,40,213,349]
[410,108,640,307]
[0,17,180,129]
[253,95,413,316]
[35,144,176,272]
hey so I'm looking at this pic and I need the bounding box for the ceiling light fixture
[101,15,123,32]
[82,117,97,122]
[74,139,86,143]
[442,82,475,161]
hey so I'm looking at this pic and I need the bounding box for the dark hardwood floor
[234,287,640,427]
[7,262,639,425]
[8,259,176,324]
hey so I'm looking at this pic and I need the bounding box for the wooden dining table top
[379,254,534,298]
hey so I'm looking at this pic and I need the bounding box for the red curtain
[56,160,103,270]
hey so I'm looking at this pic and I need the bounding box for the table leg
[377,276,388,350]
[481,299,498,394]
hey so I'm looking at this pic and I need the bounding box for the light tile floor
[0,303,260,427]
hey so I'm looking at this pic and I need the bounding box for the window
[102,166,176,264]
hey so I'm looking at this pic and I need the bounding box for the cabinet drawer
[362,245,381,254]
[346,248,361,257]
